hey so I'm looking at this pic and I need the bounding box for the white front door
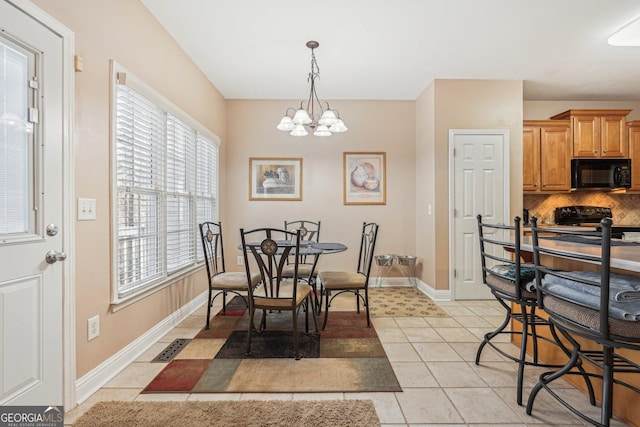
[450,130,509,300]
[0,1,65,405]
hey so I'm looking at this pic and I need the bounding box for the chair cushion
[212,272,261,290]
[281,263,317,278]
[485,273,537,300]
[318,271,366,290]
[487,263,536,282]
[253,283,312,309]
[544,294,640,340]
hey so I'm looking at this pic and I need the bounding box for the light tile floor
[64,294,631,426]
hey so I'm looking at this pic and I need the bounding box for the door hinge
[28,108,39,123]
[29,79,39,90]
[453,269,457,278]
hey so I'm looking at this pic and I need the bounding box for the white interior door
[0,1,65,405]
[450,130,509,300]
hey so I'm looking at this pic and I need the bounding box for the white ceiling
[141,0,640,101]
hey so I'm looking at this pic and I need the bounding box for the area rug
[72,399,380,427]
[143,297,401,393]
[369,286,449,317]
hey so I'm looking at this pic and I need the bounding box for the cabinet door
[540,125,571,190]
[600,115,627,157]
[629,124,640,191]
[523,126,540,191]
[572,115,599,157]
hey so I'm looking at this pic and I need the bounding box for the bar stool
[527,217,640,426]
[476,215,572,405]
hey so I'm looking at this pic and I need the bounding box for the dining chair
[526,217,640,426]
[318,222,379,330]
[283,220,322,312]
[199,221,261,330]
[476,215,570,405]
[240,226,318,360]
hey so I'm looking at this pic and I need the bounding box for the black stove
[554,206,612,226]
[554,205,640,239]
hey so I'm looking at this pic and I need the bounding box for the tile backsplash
[523,193,640,225]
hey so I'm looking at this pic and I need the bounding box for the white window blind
[196,133,218,261]
[0,40,30,236]
[112,63,219,302]
[115,84,164,295]
[166,114,195,272]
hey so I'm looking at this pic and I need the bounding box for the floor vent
[152,338,191,362]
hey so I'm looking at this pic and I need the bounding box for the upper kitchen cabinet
[523,120,571,192]
[628,121,640,191]
[551,109,631,158]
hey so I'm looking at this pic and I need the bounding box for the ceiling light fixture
[277,41,347,137]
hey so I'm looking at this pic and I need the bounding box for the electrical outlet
[236,255,244,266]
[88,315,100,341]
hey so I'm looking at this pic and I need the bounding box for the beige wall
[33,0,227,378]
[224,100,416,274]
[415,79,524,291]
[415,83,436,287]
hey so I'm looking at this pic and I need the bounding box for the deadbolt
[46,224,59,236]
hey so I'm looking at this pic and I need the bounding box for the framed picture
[343,152,386,205]
[249,157,302,201]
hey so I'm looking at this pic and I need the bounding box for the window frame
[110,61,219,308]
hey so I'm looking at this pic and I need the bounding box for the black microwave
[571,158,631,190]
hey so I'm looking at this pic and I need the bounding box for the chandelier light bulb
[329,119,348,133]
[277,116,295,131]
[290,124,308,137]
[314,125,331,137]
[292,108,312,125]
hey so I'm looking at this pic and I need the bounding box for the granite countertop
[521,236,640,273]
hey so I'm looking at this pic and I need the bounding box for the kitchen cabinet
[523,120,571,192]
[551,109,631,158]
[628,121,640,191]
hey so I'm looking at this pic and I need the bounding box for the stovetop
[553,205,640,238]
[554,205,612,225]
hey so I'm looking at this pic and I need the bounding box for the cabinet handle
[595,150,599,153]
[534,182,538,187]
[603,149,607,153]
[543,183,547,187]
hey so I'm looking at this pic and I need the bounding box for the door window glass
[0,36,36,237]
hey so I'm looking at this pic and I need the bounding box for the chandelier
[276,41,348,137]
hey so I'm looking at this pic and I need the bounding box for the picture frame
[249,157,302,201]
[343,152,386,205]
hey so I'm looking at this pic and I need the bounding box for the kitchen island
[518,236,640,425]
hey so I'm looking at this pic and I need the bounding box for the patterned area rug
[369,286,449,317]
[143,297,401,393]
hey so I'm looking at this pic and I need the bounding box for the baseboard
[369,277,451,301]
[74,291,208,406]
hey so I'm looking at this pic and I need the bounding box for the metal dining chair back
[240,227,318,360]
[199,221,260,330]
[318,222,379,329]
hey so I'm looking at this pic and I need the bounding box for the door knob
[46,250,67,264]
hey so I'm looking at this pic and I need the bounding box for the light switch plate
[78,198,96,220]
